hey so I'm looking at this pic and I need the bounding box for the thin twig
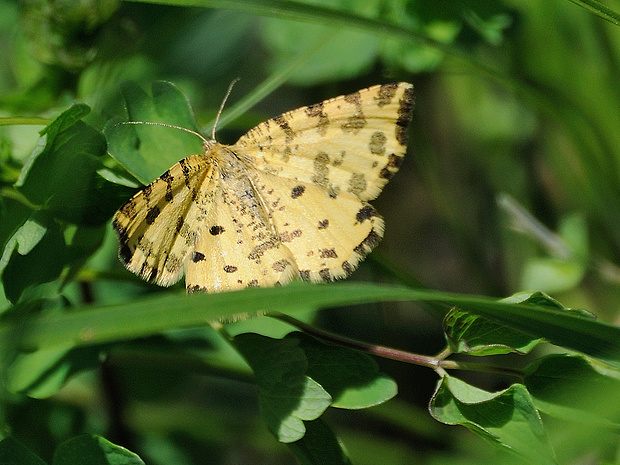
[271,313,525,378]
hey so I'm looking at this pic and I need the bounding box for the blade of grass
[566,0,620,25]
[1,283,619,364]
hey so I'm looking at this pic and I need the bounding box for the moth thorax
[203,139,219,153]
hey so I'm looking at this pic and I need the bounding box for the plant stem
[271,313,524,378]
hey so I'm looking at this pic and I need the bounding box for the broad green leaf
[521,214,588,293]
[16,104,112,225]
[0,200,44,276]
[287,418,352,465]
[233,332,332,443]
[430,375,556,464]
[36,104,91,143]
[462,291,619,365]
[295,332,397,409]
[0,437,47,465]
[6,345,72,395]
[558,213,588,260]
[525,354,620,428]
[444,292,592,356]
[105,81,203,185]
[232,331,395,442]
[2,218,66,304]
[5,343,101,398]
[262,17,379,85]
[443,307,543,356]
[53,434,144,465]
[11,217,46,256]
[521,258,586,295]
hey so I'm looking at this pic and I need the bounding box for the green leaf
[457,291,620,365]
[6,345,72,395]
[443,292,553,355]
[380,2,457,73]
[37,104,92,142]
[16,104,111,225]
[232,331,395,442]
[525,354,620,428]
[262,15,379,85]
[521,213,588,293]
[0,199,44,276]
[443,307,543,356]
[52,434,144,465]
[287,418,352,465]
[295,332,397,409]
[233,332,332,443]
[2,217,66,304]
[429,375,556,464]
[12,106,118,225]
[444,291,595,356]
[5,343,101,398]
[0,437,47,465]
[521,258,586,294]
[105,81,203,185]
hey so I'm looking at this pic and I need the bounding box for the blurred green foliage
[1,0,620,464]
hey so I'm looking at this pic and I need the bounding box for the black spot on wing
[305,102,329,135]
[273,115,295,143]
[375,83,398,107]
[160,170,174,202]
[353,229,382,256]
[192,251,205,262]
[187,284,206,293]
[356,205,379,223]
[272,259,291,272]
[396,86,415,146]
[320,248,338,259]
[319,268,331,281]
[118,242,133,264]
[119,198,137,217]
[145,206,161,225]
[379,154,404,180]
[291,185,305,199]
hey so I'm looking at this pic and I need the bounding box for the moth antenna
[212,78,240,140]
[116,121,209,145]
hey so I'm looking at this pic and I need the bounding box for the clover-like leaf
[430,375,556,464]
[233,332,332,443]
[105,81,203,185]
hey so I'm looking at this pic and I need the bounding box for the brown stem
[270,313,524,378]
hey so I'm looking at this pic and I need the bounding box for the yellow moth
[113,83,414,293]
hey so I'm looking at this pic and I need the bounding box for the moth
[113,83,414,293]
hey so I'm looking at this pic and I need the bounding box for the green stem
[0,187,39,210]
[0,116,51,126]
